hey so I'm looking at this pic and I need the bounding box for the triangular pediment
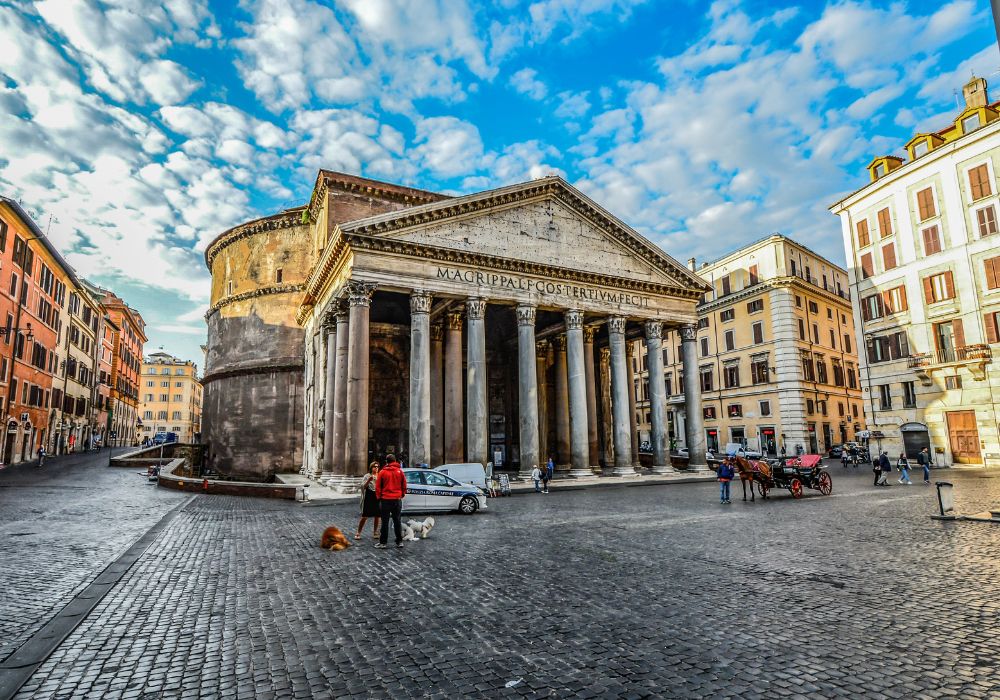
[337,177,708,293]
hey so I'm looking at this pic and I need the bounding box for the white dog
[405,517,435,539]
[400,524,419,542]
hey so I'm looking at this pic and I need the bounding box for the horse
[726,455,772,501]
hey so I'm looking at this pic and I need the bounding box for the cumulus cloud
[509,68,547,100]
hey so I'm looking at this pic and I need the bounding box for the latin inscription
[436,267,650,308]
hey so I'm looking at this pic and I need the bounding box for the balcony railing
[907,353,929,368]
[936,344,992,364]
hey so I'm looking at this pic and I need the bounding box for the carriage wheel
[818,471,833,496]
[756,480,769,499]
[789,478,803,499]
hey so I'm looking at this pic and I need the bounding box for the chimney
[963,76,988,109]
[687,257,696,271]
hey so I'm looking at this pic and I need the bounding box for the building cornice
[205,284,306,320]
[306,170,448,223]
[201,360,304,386]
[204,210,305,269]
[697,276,853,314]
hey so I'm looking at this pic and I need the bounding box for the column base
[611,466,640,477]
[686,461,712,473]
[568,468,594,478]
[325,475,363,493]
[650,464,678,474]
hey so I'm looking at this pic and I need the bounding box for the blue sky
[0,0,997,368]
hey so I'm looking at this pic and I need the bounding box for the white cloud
[412,116,485,178]
[138,60,201,105]
[509,68,547,100]
[554,90,590,120]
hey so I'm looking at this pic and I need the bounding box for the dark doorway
[901,423,930,459]
[369,347,407,464]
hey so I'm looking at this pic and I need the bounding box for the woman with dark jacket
[355,462,381,540]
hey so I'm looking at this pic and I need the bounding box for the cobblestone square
[4,456,1000,698]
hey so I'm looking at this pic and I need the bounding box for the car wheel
[458,496,478,514]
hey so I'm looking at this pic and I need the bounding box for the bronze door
[946,411,981,464]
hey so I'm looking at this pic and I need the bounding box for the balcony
[912,345,992,384]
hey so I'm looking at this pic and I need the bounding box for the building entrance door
[946,411,981,464]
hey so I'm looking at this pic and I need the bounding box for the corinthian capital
[607,316,627,335]
[583,326,596,343]
[345,281,377,307]
[516,304,536,327]
[644,321,663,340]
[554,334,567,352]
[430,323,444,342]
[680,323,698,341]
[466,297,487,320]
[410,291,432,315]
[564,309,584,331]
[446,311,463,331]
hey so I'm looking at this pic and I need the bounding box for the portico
[298,176,710,490]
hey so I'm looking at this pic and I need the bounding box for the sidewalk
[280,468,717,505]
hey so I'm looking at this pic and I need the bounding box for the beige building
[633,235,866,457]
[139,351,202,443]
[830,76,1000,467]
[50,285,102,453]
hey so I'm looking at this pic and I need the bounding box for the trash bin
[932,481,956,520]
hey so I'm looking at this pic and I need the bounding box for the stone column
[681,323,709,471]
[583,326,600,472]
[599,346,613,468]
[330,306,350,480]
[644,321,675,474]
[319,316,337,482]
[466,298,488,466]
[409,291,432,469]
[444,310,464,463]
[626,341,641,469]
[429,323,444,467]
[516,305,539,478]
[565,310,592,477]
[608,316,634,475]
[341,282,376,491]
[536,341,549,465]
[553,334,571,472]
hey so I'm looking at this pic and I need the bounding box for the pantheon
[203,171,710,488]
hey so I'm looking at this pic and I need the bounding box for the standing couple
[356,455,408,548]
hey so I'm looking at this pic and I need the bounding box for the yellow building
[139,351,202,443]
[633,235,866,457]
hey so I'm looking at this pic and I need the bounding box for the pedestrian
[897,453,912,485]
[37,446,45,467]
[355,462,381,541]
[375,453,407,549]
[546,457,554,484]
[541,466,550,494]
[876,450,891,486]
[530,464,542,493]
[717,459,734,504]
[841,450,849,469]
[918,447,931,484]
[872,456,881,486]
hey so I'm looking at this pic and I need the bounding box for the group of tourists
[872,447,931,486]
[355,454,408,549]
[529,458,556,493]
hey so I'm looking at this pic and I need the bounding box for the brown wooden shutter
[917,188,935,221]
[860,298,870,321]
[878,208,892,237]
[969,164,991,200]
[861,253,873,278]
[923,276,934,303]
[856,219,870,247]
[882,243,896,270]
[944,271,955,299]
[985,313,999,344]
[985,256,1000,290]
[922,226,940,254]
[952,318,966,349]
[898,285,908,311]
[881,290,893,314]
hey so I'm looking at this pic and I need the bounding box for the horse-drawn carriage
[726,454,832,500]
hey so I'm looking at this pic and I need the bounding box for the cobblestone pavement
[0,450,187,663]
[10,463,1000,698]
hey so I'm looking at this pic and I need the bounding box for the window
[969,163,991,200]
[977,205,998,238]
[916,187,936,221]
[808,300,818,314]
[816,360,828,384]
[934,319,965,363]
[724,363,740,388]
[700,338,709,357]
[985,256,1000,291]
[877,207,892,238]
[811,323,819,344]
[921,226,941,255]
[759,400,771,416]
[945,375,962,390]
[846,363,857,389]
[175,368,185,375]
[700,367,713,392]
[160,381,169,387]
[161,368,170,375]
[861,294,884,321]
[143,410,153,419]
[275,268,283,284]
[802,355,815,381]
[144,394,153,401]
[806,399,814,414]
[159,394,168,401]
[157,410,168,420]
[172,411,183,420]
[826,307,832,319]
[727,404,742,418]
[883,285,908,314]
[866,332,909,364]
[985,311,1000,344]
[703,406,716,420]
[902,381,916,408]
[748,265,759,285]
[874,162,886,178]
[8,273,16,298]
[173,394,183,402]
[795,295,802,308]
[175,381,183,387]
[843,334,852,354]
[882,242,897,271]
[860,253,874,279]
[856,219,870,247]
[797,318,805,340]
[0,220,5,252]
[838,402,845,417]
[923,271,955,303]
[752,322,763,344]
[750,359,769,384]
[724,330,735,351]
[878,384,892,410]
[832,361,844,386]
[721,275,731,296]
[913,140,929,158]
[829,329,836,348]
[747,299,763,313]
[697,317,709,329]
[720,308,734,322]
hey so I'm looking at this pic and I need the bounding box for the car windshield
[423,472,454,487]
[404,470,425,485]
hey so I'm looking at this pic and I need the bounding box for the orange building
[0,197,73,463]
[90,288,146,446]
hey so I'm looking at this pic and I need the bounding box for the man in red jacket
[375,454,407,548]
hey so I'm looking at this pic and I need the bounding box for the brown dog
[320,526,352,551]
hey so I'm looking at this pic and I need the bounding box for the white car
[401,469,487,514]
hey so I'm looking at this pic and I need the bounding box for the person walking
[37,446,45,467]
[918,447,931,484]
[717,459,734,504]
[355,462,381,541]
[872,456,882,486]
[530,464,542,493]
[841,450,850,469]
[876,450,891,486]
[897,453,912,485]
[546,457,554,482]
[541,465,550,494]
[375,454,407,549]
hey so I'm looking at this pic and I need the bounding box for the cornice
[697,276,853,313]
[205,284,305,320]
[204,210,304,269]
[306,171,447,223]
[202,360,304,386]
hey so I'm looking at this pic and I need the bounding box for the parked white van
[433,463,487,489]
